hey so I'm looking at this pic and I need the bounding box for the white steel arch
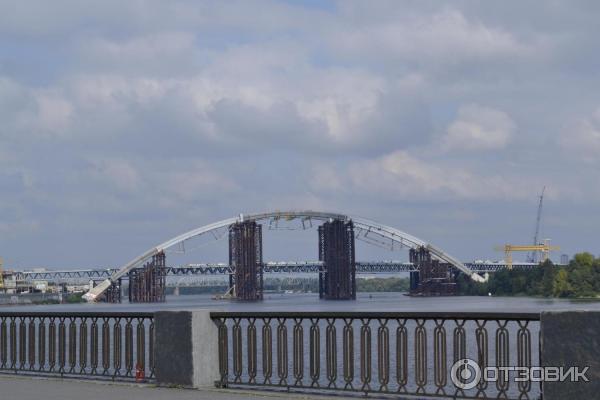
[83,210,487,301]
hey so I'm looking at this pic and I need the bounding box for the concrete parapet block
[541,311,600,399]
[155,310,220,388]
[191,310,220,387]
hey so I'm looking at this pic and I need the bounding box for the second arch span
[84,210,487,301]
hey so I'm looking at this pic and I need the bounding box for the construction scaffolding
[128,252,167,303]
[318,219,356,300]
[229,221,263,301]
[409,247,456,296]
[101,278,122,303]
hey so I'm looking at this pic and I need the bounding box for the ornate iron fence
[211,311,541,399]
[0,312,154,381]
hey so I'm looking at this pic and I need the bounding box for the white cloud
[159,166,240,203]
[349,150,532,200]
[1,1,600,265]
[295,69,384,142]
[309,164,346,193]
[559,107,600,162]
[0,78,72,137]
[89,158,141,193]
[442,104,515,151]
[33,90,73,134]
[54,60,397,150]
[329,8,530,70]
[89,32,196,60]
[70,75,176,107]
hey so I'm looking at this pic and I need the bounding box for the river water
[7,292,600,313]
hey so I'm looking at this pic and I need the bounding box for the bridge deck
[8,261,540,281]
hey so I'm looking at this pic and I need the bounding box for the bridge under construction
[2,210,552,302]
[74,210,491,302]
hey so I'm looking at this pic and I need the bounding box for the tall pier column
[101,279,122,303]
[318,219,356,300]
[409,247,456,296]
[229,221,263,301]
[128,251,167,303]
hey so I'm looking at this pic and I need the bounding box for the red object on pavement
[135,363,145,383]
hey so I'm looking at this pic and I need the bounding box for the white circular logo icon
[451,358,482,390]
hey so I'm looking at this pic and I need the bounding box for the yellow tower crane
[495,240,560,270]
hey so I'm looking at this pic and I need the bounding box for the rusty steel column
[153,252,167,302]
[318,224,325,299]
[318,219,356,300]
[128,251,167,303]
[229,221,263,301]
[409,246,456,296]
[100,278,122,303]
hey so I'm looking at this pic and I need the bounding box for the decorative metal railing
[0,312,154,381]
[211,311,541,399]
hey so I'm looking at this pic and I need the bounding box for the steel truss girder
[13,262,536,284]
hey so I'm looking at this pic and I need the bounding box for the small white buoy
[488,292,492,297]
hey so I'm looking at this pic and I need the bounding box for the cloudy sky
[1,0,599,269]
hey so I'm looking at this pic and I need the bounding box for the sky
[1,0,599,269]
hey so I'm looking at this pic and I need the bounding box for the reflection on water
[6,292,600,313]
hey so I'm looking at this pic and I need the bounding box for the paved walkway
[0,375,323,400]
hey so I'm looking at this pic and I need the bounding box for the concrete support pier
[541,311,599,399]
[155,311,220,388]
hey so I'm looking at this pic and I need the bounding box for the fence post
[154,311,220,388]
[540,311,599,399]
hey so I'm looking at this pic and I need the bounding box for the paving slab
[0,375,323,400]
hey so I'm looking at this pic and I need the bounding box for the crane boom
[0,257,3,291]
[528,186,546,263]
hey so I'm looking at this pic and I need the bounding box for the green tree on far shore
[457,253,600,299]
[538,260,555,296]
[552,269,572,297]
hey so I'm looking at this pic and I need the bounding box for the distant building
[1,273,26,294]
[560,254,569,265]
[33,280,49,293]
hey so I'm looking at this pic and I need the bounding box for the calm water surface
[7,292,600,313]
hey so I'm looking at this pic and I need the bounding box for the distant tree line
[357,277,410,292]
[165,276,410,295]
[457,253,600,298]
